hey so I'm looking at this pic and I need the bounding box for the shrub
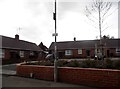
[25,62,37,65]
[37,60,53,66]
[103,59,113,69]
[113,60,120,70]
[44,61,54,66]
[81,60,97,68]
[65,60,80,67]
[23,59,120,70]
[57,60,68,67]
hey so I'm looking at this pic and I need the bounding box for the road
[1,63,100,88]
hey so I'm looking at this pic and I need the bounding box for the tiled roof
[49,39,120,50]
[0,35,41,51]
[38,42,48,51]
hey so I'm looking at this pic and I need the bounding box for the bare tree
[85,0,113,59]
[85,0,112,41]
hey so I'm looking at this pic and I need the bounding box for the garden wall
[16,64,120,88]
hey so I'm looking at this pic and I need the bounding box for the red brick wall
[59,48,101,59]
[17,65,54,81]
[59,67,120,88]
[73,49,78,58]
[82,49,86,58]
[16,64,120,88]
[57,48,119,59]
[4,49,11,60]
[104,48,117,57]
[110,48,116,57]
[63,49,89,59]
[90,48,95,57]
[73,49,86,58]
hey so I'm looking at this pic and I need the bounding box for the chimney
[15,34,19,40]
[74,37,76,41]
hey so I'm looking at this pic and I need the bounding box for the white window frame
[78,49,82,54]
[0,49,5,58]
[65,50,72,56]
[19,51,24,58]
[116,48,120,53]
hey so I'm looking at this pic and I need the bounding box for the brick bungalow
[49,39,120,59]
[38,42,48,60]
[0,34,42,64]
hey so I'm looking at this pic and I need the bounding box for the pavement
[1,63,101,88]
[2,75,99,88]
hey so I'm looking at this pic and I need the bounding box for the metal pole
[98,2,102,45]
[54,0,58,82]
[98,2,103,60]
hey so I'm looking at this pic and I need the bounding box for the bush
[81,60,97,68]
[57,60,68,67]
[24,59,120,70]
[25,62,37,65]
[44,61,54,66]
[38,60,54,66]
[113,60,120,70]
[65,60,80,67]
[103,59,113,69]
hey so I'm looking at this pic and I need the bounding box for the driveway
[2,63,16,75]
[2,63,17,71]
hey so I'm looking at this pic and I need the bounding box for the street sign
[52,33,58,36]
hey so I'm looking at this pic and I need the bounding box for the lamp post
[53,0,58,82]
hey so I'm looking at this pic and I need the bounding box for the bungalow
[0,34,42,64]
[49,39,120,59]
[38,42,48,60]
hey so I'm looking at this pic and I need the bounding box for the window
[78,49,82,54]
[19,51,24,58]
[116,48,120,53]
[0,49,5,58]
[65,50,72,55]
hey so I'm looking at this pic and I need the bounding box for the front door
[86,50,90,57]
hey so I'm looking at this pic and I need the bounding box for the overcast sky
[0,0,119,47]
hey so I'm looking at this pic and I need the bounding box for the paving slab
[2,75,99,89]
